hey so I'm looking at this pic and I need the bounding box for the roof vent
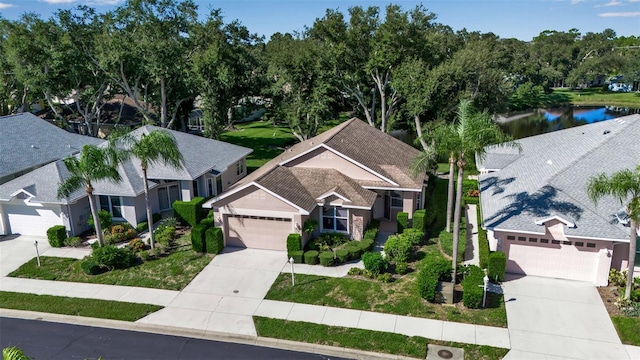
[603,130,610,135]
[31,145,36,149]
[546,160,553,165]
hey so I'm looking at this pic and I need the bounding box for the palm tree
[587,166,640,299]
[118,129,183,249]
[57,145,122,247]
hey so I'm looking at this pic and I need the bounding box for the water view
[498,106,640,139]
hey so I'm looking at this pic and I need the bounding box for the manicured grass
[265,253,507,328]
[9,235,212,290]
[612,316,640,346]
[543,88,640,108]
[437,162,451,174]
[254,317,509,360]
[0,291,162,321]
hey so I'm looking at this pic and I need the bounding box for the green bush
[152,213,162,223]
[289,250,304,264]
[383,234,413,263]
[287,233,302,253]
[199,218,214,227]
[412,210,426,232]
[172,197,206,226]
[128,238,146,252]
[462,179,478,195]
[205,227,224,254]
[395,261,408,275]
[92,245,136,270]
[319,251,335,266]
[439,229,466,260]
[488,251,506,282]
[397,212,409,233]
[64,236,83,247]
[363,225,379,242]
[304,250,319,265]
[46,225,66,248]
[463,196,480,205]
[348,267,363,276]
[154,225,176,247]
[478,228,489,269]
[361,239,375,252]
[361,251,387,275]
[346,244,361,260]
[136,221,149,233]
[88,209,113,232]
[335,249,349,263]
[376,273,392,283]
[462,264,485,309]
[417,271,438,302]
[191,223,210,252]
[402,228,424,246]
[80,256,103,275]
[423,202,437,227]
[419,255,453,282]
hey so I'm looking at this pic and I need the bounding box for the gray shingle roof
[480,114,639,241]
[0,113,104,180]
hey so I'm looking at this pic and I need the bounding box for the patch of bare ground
[598,285,624,316]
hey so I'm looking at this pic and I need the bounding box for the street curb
[0,309,422,360]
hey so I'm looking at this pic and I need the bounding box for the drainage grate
[437,349,453,359]
[233,290,239,293]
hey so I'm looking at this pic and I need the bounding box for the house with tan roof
[203,118,428,250]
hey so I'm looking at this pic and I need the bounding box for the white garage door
[226,215,292,250]
[505,236,600,283]
[5,204,63,237]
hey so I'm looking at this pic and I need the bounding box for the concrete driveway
[502,275,629,360]
[137,247,287,336]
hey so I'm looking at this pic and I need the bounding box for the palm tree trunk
[86,187,104,247]
[451,155,465,283]
[625,218,637,299]
[446,154,456,233]
[142,167,156,249]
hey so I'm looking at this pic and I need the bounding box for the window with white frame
[236,160,245,176]
[99,195,123,218]
[390,191,403,208]
[321,206,349,232]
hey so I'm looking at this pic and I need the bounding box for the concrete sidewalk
[463,204,480,267]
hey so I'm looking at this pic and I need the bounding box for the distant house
[478,114,640,285]
[203,118,428,250]
[0,113,252,237]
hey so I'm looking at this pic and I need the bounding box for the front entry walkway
[502,275,629,359]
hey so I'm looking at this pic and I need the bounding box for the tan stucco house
[478,114,640,286]
[203,118,428,250]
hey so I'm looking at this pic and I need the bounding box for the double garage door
[226,215,292,250]
[4,204,63,237]
[505,237,600,283]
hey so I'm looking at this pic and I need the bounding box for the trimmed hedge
[418,255,453,282]
[478,229,490,269]
[360,239,375,252]
[462,265,485,309]
[488,251,507,282]
[397,212,409,233]
[346,244,361,260]
[289,250,304,264]
[191,222,211,252]
[172,197,206,226]
[462,196,480,205]
[417,271,438,302]
[362,251,387,275]
[46,225,66,248]
[423,202,437,227]
[335,249,349,263]
[287,233,302,253]
[402,228,424,246]
[319,251,335,266]
[304,250,319,265]
[412,209,426,232]
[363,219,380,241]
[205,227,224,254]
[384,234,413,263]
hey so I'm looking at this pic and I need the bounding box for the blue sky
[0,0,638,41]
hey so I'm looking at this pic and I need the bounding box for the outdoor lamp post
[289,257,295,286]
[482,274,489,308]
[34,240,41,267]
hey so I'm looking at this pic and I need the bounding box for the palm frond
[132,130,184,170]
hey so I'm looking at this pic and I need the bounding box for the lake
[498,106,640,139]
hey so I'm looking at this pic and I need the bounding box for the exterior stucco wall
[214,185,299,219]
[67,198,91,236]
[221,158,247,192]
[286,147,386,182]
[402,191,416,219]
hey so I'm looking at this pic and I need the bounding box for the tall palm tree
[57,145,122,246]
[117,129,183,249]
[587,166,640,299]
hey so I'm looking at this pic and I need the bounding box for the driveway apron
[502,275,629,360]
[137,247,286,336]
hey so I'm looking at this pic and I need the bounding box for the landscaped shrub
[152,213,162,223]
[462,264,485,309]
[360,239,375,252]
[488,251,506,282]
[191,223,210,252]
[289,250,304,264]
[199,218,214,227]
[305,239,320,251]
[383,234,413,263]
[80,256,103,275]
[376,273,392,283]
[319,251,335,266]
[203,227,223,254]
[361,251,387,275]
[128,238,146,252]
[423,202,437,227]
[287,233,302,254]
[397,212,409,233]
[412,209,426,232]
[609,269,626,287]
[304,250,319,265]
[87,209,113,232]
[478,228,489,269]
[321,232,348,248]
[348,267,363,276]
[439,229,466,260]
[64,236,83,247]
[154,218,178,247]
[417,271,438,302]
[419,255,453,282]
[345,244,361,260]
[172,197,206,226]
[136,221,149,233]
[46,225,66,248]
[363,220,379,241]
[462,179,478,195]
[402,228,424,246]
[335,249,349,263]
[92,245,136,270]
[463,196,480,206]
[395,261,408,275]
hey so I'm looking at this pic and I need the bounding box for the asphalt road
[0,317,349,360]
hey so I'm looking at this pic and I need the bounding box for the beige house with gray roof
[203,118,428,250]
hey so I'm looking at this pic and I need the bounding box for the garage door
[505,236,599,283]
[5,204,63,237]
[226,215,292,250]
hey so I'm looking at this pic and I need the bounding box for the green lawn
[0,291,161,321]
[545,88,640,108]
[9,235,212,290]
[254,317,509,360]
[612,316,640,346]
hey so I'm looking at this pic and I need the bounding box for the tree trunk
[86,185,104,247]
[142,166,156,249]
[625,218,637,299]
[451,154,465,283]
[160,77,167,128]
[414,115,429,152]
[446,154,456,233]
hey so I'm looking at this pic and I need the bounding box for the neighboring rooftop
[479,114,639,241]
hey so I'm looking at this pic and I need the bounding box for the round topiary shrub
[361,251,387,275]
[304,250,319,265]
[346,245,361,260]
[319,251,335,266]
[289,250,304,264]
[361,239,375,252]
[335,249,349,264]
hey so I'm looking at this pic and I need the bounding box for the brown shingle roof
[289,168,378,208]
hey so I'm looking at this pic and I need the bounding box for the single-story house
[478,114,640,286]
[0,113,252,237]
[203,118,428,251]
